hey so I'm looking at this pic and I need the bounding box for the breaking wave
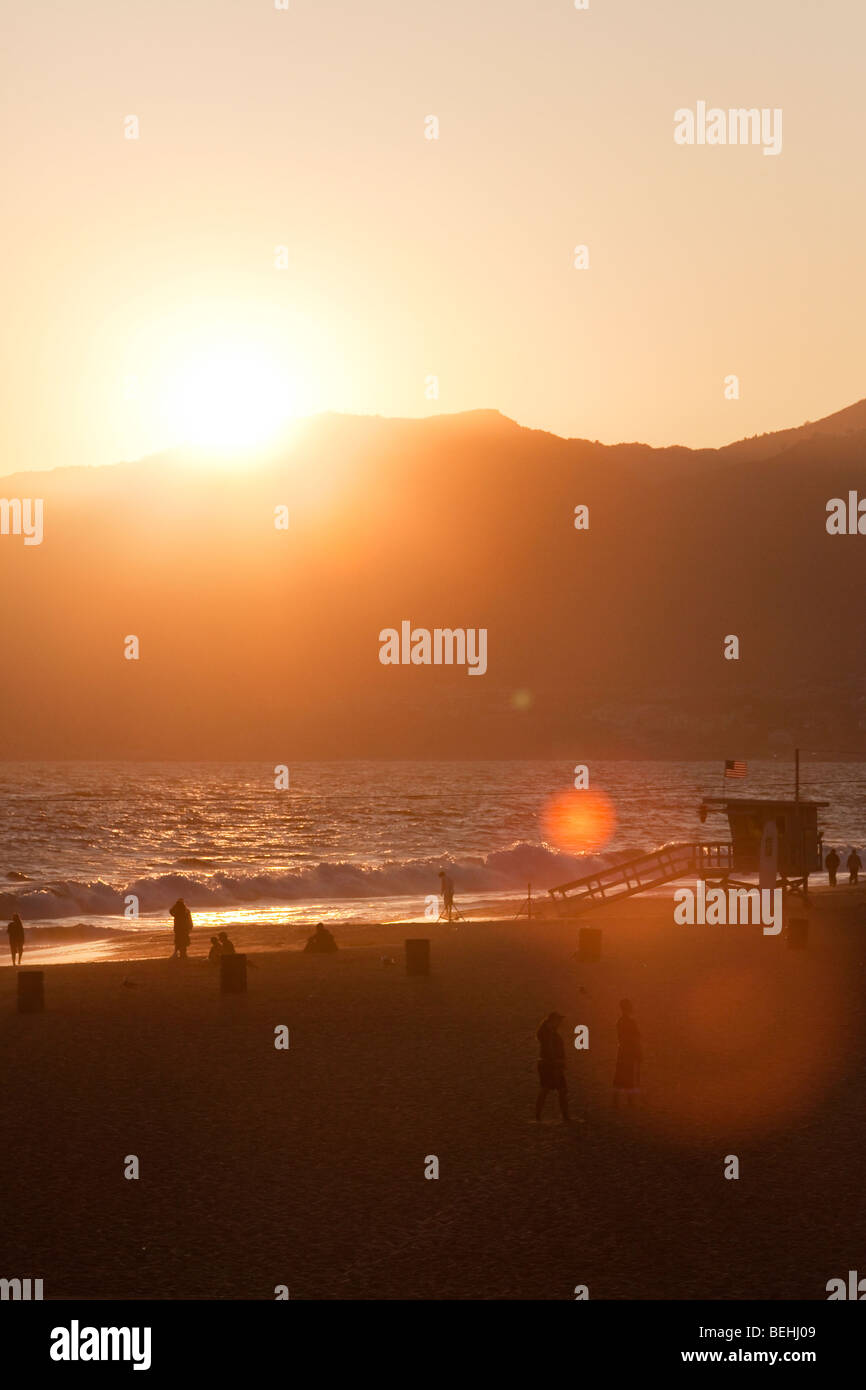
[15,922,138,943]
[0,841,616,921]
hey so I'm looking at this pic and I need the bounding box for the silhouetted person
[438,869,455,922]
[207,935,222,964]
[304,922,337,954]
[825,847,840,887]
[847,850,862,886]
[169,898,193,960]
[613,999,642,1109]
[7,913,24,966]
[535,1011,570,1123]
[218,931,235,954]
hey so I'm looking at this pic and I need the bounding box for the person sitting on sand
[847,849,862,886]
[213,931,258,968]
[7,913,25,966]
[613,999,642,1110]
[825,847,840,886]
[304,922,338,954]
[535,1011,570,1123]
[169,898,193,961]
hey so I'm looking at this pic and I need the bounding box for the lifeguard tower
[697,795,826,900]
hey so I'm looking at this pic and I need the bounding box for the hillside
[1,404,865,758]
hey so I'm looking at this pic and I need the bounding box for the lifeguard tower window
[698,798,827,877]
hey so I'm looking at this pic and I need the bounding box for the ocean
[1,759,863,949]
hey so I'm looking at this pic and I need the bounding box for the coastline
[2,876,858,968]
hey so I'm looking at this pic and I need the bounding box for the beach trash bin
[578,927,602,963]
[17,971,44,1014]
[220,953,247,994]
[786,918,808,950]
[405,939,431,976]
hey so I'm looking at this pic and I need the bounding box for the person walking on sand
[847,849,862,886]
[613,999,642,1110]
[169,898,193,960]
[438,869,455,922]
[7,913,25,966]
[535,1011,570,1123]
[825,847,840,887]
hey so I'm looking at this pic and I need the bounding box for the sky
[2,0,865,472]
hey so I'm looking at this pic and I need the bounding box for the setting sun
[165,345,298,451]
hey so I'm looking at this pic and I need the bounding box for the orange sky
[3,0,865,472]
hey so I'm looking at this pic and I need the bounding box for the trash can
[578,927,602,962]
[405,939,431,976]
[17,971,44,1013]
[220,953,247,994]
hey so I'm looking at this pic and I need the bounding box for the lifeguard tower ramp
[548,841,733,914]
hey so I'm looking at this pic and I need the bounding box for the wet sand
[2,888,866,1300]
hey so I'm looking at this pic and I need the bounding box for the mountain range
[2,400,865,759]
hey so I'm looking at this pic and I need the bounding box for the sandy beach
[3,886,865,1301]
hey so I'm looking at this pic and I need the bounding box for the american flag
[724,759,747,779]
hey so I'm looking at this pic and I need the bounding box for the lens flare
[645,958,847,1139]
[541,788,616,853]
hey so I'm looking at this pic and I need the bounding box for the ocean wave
[21,922,137,943]
[0,842,611,920]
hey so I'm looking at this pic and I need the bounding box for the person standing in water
[7,913,25,966]
[613,999,642,1109]
[535,1011,570,1123]
[169,898,193,960]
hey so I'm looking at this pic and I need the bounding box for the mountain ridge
[4,393,866,486]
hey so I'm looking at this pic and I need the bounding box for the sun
[167,345,299,451]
